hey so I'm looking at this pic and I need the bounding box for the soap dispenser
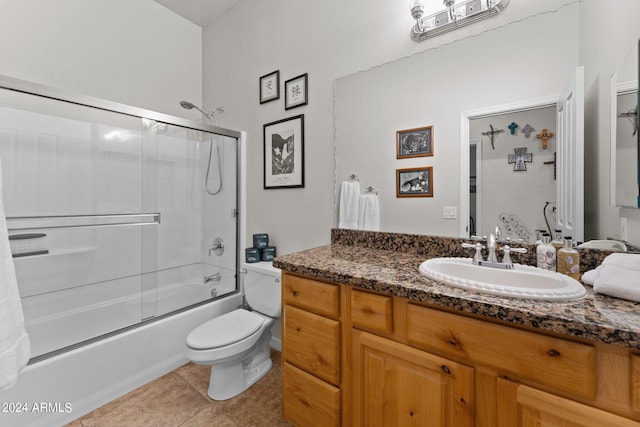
[557,236,580,280]
[536,234,556,271]
[551,229,564,250]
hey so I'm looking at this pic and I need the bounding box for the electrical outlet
[443,206,457,219]
[621,217,629,241]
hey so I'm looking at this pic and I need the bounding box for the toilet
[185,261,281,400]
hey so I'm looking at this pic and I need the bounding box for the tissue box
[245,247,261,263]
[260,246,276,261]
[253,233,269,248]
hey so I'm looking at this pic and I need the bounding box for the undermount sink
[419,257,586,301]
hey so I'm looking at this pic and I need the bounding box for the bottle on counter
[551,229,564,250]
[557,236,580,280]
[536,233,557,271]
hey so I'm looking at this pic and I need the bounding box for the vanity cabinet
[351,329,474,426]
[282,273,342,427]
[496,378,640,427]
[281,274,640,426]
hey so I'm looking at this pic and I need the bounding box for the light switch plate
[443,206,457,219]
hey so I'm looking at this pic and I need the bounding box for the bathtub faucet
[204,273,221,284]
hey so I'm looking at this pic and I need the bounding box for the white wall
[579,0,640,244]
[202,0,585,254]
[0,0,202,118]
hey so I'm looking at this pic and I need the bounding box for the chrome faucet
[462,233,527,269]
[204,272,221,284]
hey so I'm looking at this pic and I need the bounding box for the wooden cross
[544,152,557,180]
[481,124,504,150]
[508,122,518,135]
[536,128,554,149]
[508,147,533,171]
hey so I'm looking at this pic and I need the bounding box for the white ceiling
[153,0,239,27]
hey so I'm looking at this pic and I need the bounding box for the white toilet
[185,261,281,400]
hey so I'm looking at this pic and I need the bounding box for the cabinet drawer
[406,304,596,399]
[632,354,640,412]
[283,362,341,427]
[351,290,393,334]
[283,273,340,318]
[284,304,341,385]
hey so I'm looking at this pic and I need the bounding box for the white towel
[581,267,599,286]
[0,157,31,391]
[593,254,640,302]
[338,181,360,229]
[358,193,380,231]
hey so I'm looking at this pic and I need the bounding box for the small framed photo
[285,73,308,110]
[396,126,433,159]
[264,115,305,189]
[259,70,280,104]
[396,166,433,198]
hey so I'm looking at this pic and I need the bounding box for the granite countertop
[274,238,640,350]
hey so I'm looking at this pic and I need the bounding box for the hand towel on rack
[0,157,31,391]
[338,180,360,229]
[357,193,380,231]
[593,253,640,302]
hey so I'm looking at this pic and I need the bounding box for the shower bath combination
[180,100,225,196]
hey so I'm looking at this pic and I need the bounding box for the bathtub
[0,290,242,427]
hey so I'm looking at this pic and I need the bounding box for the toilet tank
[243,262,282,318]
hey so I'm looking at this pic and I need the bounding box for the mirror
[468,105,557,242]
[334,5,586,241]
[611,41,639,209]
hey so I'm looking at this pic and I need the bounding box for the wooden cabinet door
[497,378,640,427]
[352,330,474,427]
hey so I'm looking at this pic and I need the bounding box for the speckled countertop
[273,229,640,350]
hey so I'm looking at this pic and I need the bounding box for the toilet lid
[187,309,265,350]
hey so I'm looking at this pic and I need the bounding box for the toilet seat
[187,309,265,350]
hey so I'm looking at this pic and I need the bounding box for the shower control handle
[209,237,224,256]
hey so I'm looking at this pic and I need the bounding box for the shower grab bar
[7,212,160,232]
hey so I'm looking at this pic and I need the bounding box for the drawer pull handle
[409,411,414,417]
[441,365,451,374]
[547,349,561,358]
[293,291,299,297]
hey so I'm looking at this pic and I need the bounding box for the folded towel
[599,253,640,271]
[581,267,599,286]
[0,157,31,391]
[593,254,640,302]
[338,181,360,229]
[357,193,380,231]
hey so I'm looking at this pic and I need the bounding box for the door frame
[459,95,558,238]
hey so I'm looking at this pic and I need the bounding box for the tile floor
[66,350,292,427]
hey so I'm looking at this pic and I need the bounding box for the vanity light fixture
[408,0,509,42]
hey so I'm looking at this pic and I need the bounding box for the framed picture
[264,115,305,189]
[396,126,434,159]
[396,166,433,197]
[259,70,280,104]
[285,73,308,110]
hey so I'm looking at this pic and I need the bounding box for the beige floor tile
[78,373,210,427]
[180,406,238,427]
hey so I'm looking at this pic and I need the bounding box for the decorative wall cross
[544,152,557,180]
[508,147,533,171]
[521,124,534,138]
[536,128,554,149]
[481,124,504,150]
[508,122,518,135]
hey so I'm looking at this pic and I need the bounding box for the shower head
[179,100,223,121]
[180,100,195,110]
